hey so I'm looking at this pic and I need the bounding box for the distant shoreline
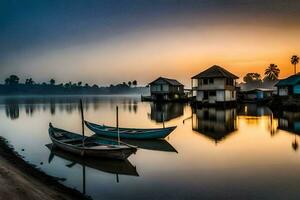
[0,84,149,96]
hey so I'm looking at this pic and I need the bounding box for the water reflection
[237,104,273,117]
[0,96,139,119]
[121,138,177,153]
[4,96,300,199]
[46,144,139,178]
[192,107,237,144]
[277,111,300,151]
[238,104,278,136]
[149,103,184,122]
[5,101,19,120]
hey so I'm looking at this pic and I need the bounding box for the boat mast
[80,99,85,148]
[116,106,120,145]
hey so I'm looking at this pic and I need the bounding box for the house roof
[275,74,300,86]
[192,65,239,79]
[243,88,275,93]
[148,77,184,86]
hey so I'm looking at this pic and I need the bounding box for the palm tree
[264,64,280,81]
[291,55,299,75]
[128,81,132,87]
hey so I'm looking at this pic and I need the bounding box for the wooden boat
[46,144,139,176]
[85,121,177,140]
[48,123,137,160]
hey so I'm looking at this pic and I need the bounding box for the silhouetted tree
[243,73,261,83]
[64,82,71,88]
[50,78,55,85]
[4,78,10,85]
[132,80,137,87]
[291,55,299,75]
[78,81,82,87]
[25,78,35,85]
[85,83,89,87]
[264,64,280,81]
[5,75,20,85]
[92,84,99,88]
[128,81,132,87]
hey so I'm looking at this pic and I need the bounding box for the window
[160,85,163,91]
[226,78,234,86]
[209,78,214,84]
[209,91,216,96]
[203,79,208,85]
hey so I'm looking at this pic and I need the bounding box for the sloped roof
[149,77,184,86]
[192,65,239,79]
[243,88,275,93]
[275,74,300,86]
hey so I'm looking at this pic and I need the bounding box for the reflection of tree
[25,104,35,116]
[5,103,19,120]
[50,100,56,115]
[2,96,140,119]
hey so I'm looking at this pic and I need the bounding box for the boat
[85,121,177,140]
[48,123,137,160]
[46,144,139,176]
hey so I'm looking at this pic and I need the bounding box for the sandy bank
[0,137,90,200]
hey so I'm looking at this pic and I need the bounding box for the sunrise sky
[1,0,300,86]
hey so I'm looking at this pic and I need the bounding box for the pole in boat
[80,99,85,149]
[116,106,120,145]
[162,111,165,129]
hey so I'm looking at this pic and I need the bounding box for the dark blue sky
[1,0,300,85]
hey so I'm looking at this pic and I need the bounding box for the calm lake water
[1,95,300,200]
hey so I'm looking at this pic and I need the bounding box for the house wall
[150,79,184,95]
[225,90,236,101]
[195,90,236,103]
[197,78,226,90]
[293,85,300,94]
[278,87,288,96]
[151,84,169,93]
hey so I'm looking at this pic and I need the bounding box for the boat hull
[51,139,135,160]
[85,121,176,140]
[46,144,139,176]
[48,124,137,160]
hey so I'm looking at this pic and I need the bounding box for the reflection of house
[150,103,183,122]
[278,111,300,134]
[237,104,273,117]
[192,107,237,143]
[276,74,300,96]
[191,65,238,105]
[148,77,184,101]
[241,88,274,102]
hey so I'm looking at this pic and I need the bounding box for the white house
[191,65,239,105]
[148,77,184,101]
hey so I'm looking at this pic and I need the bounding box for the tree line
[0,75,146,95]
